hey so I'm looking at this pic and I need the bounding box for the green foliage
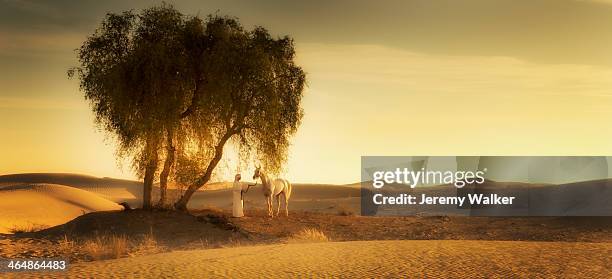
[70,4,189,178]
[70,4,192,208]
[177,17,306,179]
[70,3,306,209]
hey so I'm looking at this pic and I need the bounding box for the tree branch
[180,78,205,119]
[174,124,239,210]
[192,131,232,187]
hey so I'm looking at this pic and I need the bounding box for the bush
[9,223,48,233]
[288,228,329,243]
[58,231,163,261]
[58,234,76,257]
[129,231,161,257]
[82,235,129,260]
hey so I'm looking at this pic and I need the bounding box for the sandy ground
[6,240,611,278]
[3,173,609,219]
[0,173,610,277]
[0,174,143,206]
[228,210,612,243]
[0,173,362,214]
[0,184,121,234]
[2,209,609,263]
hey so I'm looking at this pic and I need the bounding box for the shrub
[288,228,329,243]
[130,231,161,257]
[9,223,48,233]
[58,234,76,256]
[82,235,129,260]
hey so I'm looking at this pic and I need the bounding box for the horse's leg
[275,195,281,217]
[266,196,270,217]
[283,192,289,217]
[267,196,273,218]
[284,192,289,217]
[265,196,269,217]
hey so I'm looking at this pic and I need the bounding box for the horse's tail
[285,180,292,200]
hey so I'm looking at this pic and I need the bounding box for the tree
[70,4,306,211]
[173,20,306,210]
[69,4,190,209]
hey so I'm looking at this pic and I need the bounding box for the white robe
[232,181,245,217]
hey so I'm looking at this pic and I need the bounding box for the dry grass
[82,235,129,260]
[336,204,356,216]
[54,230,164,261]
[9,222,49,233]
[288,228,329,243]
[129,230,162,257]
[220,236,246,248]
[58,234,76,257]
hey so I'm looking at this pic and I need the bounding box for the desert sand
[7,240,611,278]
[0,183,121,234]
[0,173,143,206]
[0,173,363,219]
[1,173,611,278]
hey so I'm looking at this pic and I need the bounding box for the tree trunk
[158,129,175,207]
[174,186,197,211]
[142,137,159,210]
[174,130,234,211]
[143,166,155,210]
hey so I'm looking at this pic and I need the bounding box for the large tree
[69,5,190,209]
[71,4,305,211]
[173,20,306,210]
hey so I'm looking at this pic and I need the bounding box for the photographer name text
[372,193,516,206]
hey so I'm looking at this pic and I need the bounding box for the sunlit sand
[0,183,121,234]
[8,240,612,278]
[0,173,610,278]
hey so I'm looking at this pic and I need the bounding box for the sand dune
[0,173,363,212]
[0,174,362,234]
[1,173,610,277]
[194,179,612,215]
[2,173,611,216]
[189,184,361,213]
[0,184,122,234]
[9,240,611,278]
[0,173,143,206]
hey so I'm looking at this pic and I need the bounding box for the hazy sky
[2,0,612,184]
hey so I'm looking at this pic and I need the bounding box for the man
[232,174,256,217]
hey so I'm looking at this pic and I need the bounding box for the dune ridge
[1,173,611,234]
[0,183,122,234]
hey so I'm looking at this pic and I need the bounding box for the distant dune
[1,173,610,231]
[189,184,361,213]
[0,184,122,234]
[0,173,143,206]
[0,173,363,213]
[1,173,611,277]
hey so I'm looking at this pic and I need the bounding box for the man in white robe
[233,174,246,217]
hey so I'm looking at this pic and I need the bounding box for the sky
[2,0,612,184]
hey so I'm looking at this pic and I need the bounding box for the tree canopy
[173,19,306,210]
[70,4,305,210]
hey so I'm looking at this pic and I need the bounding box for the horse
[252,166,292,217]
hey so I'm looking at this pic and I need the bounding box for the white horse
[252,166,292,217]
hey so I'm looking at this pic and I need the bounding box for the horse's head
[252,166,261,180]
